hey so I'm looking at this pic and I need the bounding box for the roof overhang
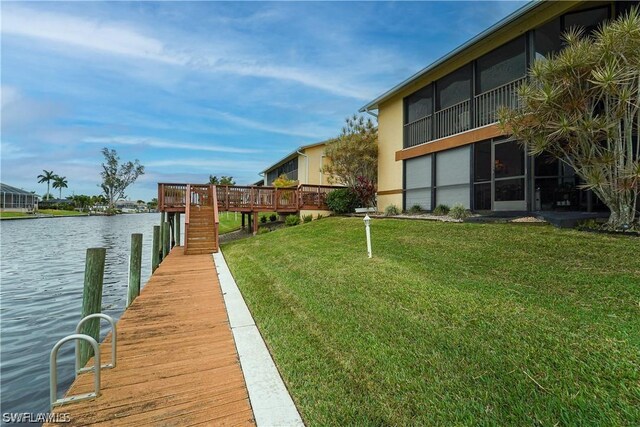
[359,0,547,113]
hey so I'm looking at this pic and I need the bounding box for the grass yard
[218,211,242,234]
[37,209,85,216]
[217,211,277,234]
[0,212,30,218]
[222,217,640,426]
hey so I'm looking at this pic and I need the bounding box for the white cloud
[82,135,261,154]
[145,158,264,172]
[0,5,373,100]
[1,6,184,65]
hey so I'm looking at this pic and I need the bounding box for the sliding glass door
[493,139,526,211]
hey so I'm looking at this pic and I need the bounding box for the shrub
[385,205,400,216]
[408,204,422,214]
[269,213,277,222]
[326,188,358,214]
[257,227,270,235]
[285,214,301,226]
[353,176,377,208]
[449,204,470,220]
[260,215,267,223]
[316,214,324,220]
[433,204,450,216]
[302,214,313,223]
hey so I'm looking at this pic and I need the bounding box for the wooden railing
[158,183,342,212]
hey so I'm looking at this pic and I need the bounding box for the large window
[405,85,433,124]
[404,155,432,210]
[534,18,562,60]
[267,157,298,184]
[435,146,471,208]
[436,64,472,110]
[564,6,609,35]
[473,140,492,210]
[476,36,526,94]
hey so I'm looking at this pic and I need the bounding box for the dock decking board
[46,247,255,427]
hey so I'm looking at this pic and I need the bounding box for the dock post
[163,221,170,258]
[79,247,106,367]
[169,213,176,248]
[152,225,160,272]
[127,233,143,307]
[175,213,181,246]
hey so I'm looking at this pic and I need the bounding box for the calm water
[0,213,163,420]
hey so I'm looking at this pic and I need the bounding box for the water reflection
[0,214,158,421]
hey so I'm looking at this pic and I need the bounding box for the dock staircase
[184,184,219,255]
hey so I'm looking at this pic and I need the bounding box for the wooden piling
[163,221,170,258]
[175,213,181,246]
[79,247,106,367]
[127,233,143,307]
[152,225,160,272]
[170,213,176,248]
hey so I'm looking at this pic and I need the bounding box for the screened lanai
[0,183,39,212]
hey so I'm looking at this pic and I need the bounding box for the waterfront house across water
[0,183,39,213]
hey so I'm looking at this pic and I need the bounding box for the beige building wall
[294,144,334,185]
[377,97,404,210]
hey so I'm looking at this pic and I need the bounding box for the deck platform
[45,247,255,426]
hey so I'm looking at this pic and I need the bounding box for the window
[534,18,562,60]
[476,36,526,94]
[473,140,492,210]
[404,155,432,210]
[405,85,433,124]
[436,64,472,110]
[564,6,609,35]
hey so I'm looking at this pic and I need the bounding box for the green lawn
[218,211,242,234]
[222,217,640,426]
[37,209,86,216]
[0,212,30,218]
[217,211,276,234]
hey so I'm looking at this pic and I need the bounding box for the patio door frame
[492,138,527,211]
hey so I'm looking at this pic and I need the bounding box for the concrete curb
[214,251,304,427]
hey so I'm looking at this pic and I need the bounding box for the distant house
[115,200,139,213]
[0,183,38,212]
[261,141,333,186]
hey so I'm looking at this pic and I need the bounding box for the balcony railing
[434,99,471,140]
[402,76,526,148]
[474,77,526,128]
[404,115,433,148]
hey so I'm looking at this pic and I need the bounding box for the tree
[100,148,145,210]
[71,194,91,212]
[147,197,158,210]
[272,174,297,188]
[52,175,68,199]
[209,175,235,185]
[37,170,56,200]
[322,115,378,188]
[499,8,640,230]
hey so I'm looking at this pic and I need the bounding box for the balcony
[403,77,525,148]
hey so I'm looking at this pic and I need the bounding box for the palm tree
[52,176,68,199]
[37,170,56,200]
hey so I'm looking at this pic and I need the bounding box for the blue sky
[1,1,525,201]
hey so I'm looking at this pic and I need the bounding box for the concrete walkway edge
[214,251,305,427]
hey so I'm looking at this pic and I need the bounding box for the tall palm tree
[37,170,56,200]
[52,176,68,199]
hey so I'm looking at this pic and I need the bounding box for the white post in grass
[363,214,372,258]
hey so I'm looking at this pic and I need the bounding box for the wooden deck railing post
[175,213,181,246]
[162,221,170,258]
[127,233,143,307]
[152,225,160,271]
[79,247,106,367]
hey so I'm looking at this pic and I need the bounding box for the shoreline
[0,212,156,221]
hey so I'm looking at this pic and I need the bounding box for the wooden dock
[46,247,255,426]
